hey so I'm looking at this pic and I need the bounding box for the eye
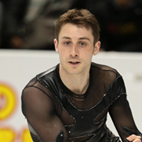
[64,41,70,45]
[63,41,72,47]
[78,42,86,47]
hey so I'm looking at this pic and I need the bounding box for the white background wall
[0,50,142,142]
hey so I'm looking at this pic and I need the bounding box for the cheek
[82,51,93,61]
[84,48,94,56]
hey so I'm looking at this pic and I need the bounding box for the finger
[126,138,141,142]
[133,139,141,142]
[126,134,141,141]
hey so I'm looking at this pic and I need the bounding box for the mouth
[69,61,80,65]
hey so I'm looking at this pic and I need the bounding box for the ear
[93,41,101,55]
[54,39,59,53]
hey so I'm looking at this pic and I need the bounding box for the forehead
[59,23,93,40]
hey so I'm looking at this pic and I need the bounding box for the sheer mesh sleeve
[109,89,141,142]
[21,78,68,142]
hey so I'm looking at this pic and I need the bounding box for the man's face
[54,23,100,76]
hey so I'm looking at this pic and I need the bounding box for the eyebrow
[79,37,91,41]
[62,36,71,39]
[62,36,91,41]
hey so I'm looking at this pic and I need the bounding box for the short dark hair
[55,8,100,44]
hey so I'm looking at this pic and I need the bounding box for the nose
[70,45,78,57]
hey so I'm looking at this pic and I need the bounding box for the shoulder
[91,62,126,98]
[23,65,57,87]
[37,65,57,81]
[91,62,119,76]
[91,62,121,87]
[21,65,59,110]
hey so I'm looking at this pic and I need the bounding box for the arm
[22,85,68,142]
[109,94,142,142]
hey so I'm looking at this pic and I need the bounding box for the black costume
[21,62,141,142]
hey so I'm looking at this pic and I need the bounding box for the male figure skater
[21,9,142,142]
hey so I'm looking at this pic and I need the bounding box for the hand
[126,134,141,142]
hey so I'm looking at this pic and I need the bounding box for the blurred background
[0,0,142,142]
[0,0,142,51]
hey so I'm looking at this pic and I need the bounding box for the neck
[59,67,90,95]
